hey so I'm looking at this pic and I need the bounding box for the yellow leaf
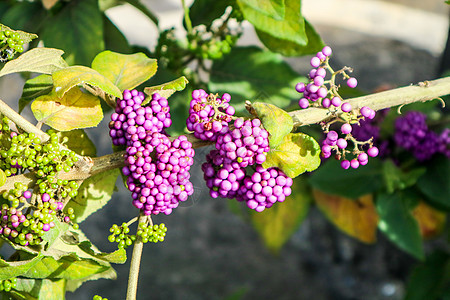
[412,201,446,239]
[313,189,379,244]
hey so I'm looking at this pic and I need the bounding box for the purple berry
[341,102,352,112]
[347,77,358,88]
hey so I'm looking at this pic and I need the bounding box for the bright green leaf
[250,175,311,254]
[41,217,69,250]
[263,132,321,178]
[40,0,104,65]
[382,160,426,194]
[309,159,383,199]
[0,253,43,281]
[14,278,65,300]
[209,46,305,112]
[0,23,37,44]
[31,87,103,131]
[78,241,126,264]
[256,20,325,56]
[57,129,96,157]
[0,48,67,78]
[143,76,189,102]
[66,267,116,292]
[65,169,119,223]
[0,169,5,187]
[417,156,450,210]
[251,102,293,148]
[376,192,424,260]
[237,0,306,45]
[52,65,121,99]
[404,251,450,300]
[19,74,53,113]
[91,51,157,92]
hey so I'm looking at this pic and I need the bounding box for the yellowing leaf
[0,169,5,187]
[52,65,122,99]
[143,76,189,102]
[263,132,321,178]
[250,176,311,254]
[92,51,158,91]
[313,189,379,244]
[31,87,103,131]
[412,201,446,239]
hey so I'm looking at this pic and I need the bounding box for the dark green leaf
[40,0,104,65]
[376,191,424,260]
[143,76,189,102]
[57,129,97,157]
[251,102,293,148]
[52,65,122,99]
[19,74,53,113]
[0,48,67,78]
[189,0,234,27]
[91,51,157,92]
[65,169,120,223]
[309,158,383,199]
[256,20,324,56]
[103,15,132,54]
[263,132,321,178]
[0,253,43,280]
[250,175,311,254]
[209,46,305,112]
[417,156,450,210]
[382,160,426,193]
[237,0,306,45]
[405,251,450,300]
[0,2,45,33]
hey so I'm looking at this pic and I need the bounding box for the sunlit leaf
[65,169,120,223]
[91,51,157,92]
[250,176,311,254]
[52,65,121,99]
[0,253,43,281]
[313,189,378,243]
[41,217,69,250]
[0,48,67,78]
[251,102,293,148]
[263,132,321,178]
[57,129,96,157]
[19,74,53,113]
[143,76,189,103]
[412,201,446,239]
[0,169,5,187]
[78,241,126,264]
[31,87,103,131]
[14,278,65,300]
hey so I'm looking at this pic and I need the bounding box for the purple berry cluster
[187,89,235,141]
[394,111,449,161]
[110,90,194,215]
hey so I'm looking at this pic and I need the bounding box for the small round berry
[341,123,352,134]
[336,138,347,149]
[350,159,359,169]
[298,98,309,109]
[322,46,332,56]
[331,97,341,107]
[295,82,306,93]
[360,106,372,118]
[341,102,352,112]
[310,57,321,68]
[341,160,350,169]
[322,98,331,108]
[357,152,368,162]
[347,77,358,88]
[367,147,379,157]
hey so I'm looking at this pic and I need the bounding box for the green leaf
[57,129,96,157]
[251,102,293,148]
[31,87,103,131]
[376,191,424,260]
[0,169,5,187]
[0,24,37,44]
[404,251,450,300]
[78,241,126,264]
[0,2,46,33]
[52,65,122,99]
[209,46,305,112]
[41,217,69,250]
[189,0,234,27]
[256,19,325,56]
[309,159,383,199]
[14,278,65,300]
[249,175,311,254]
[416,156,450,210]
[65,169,120,223]
[143,76,189,102]
[91,51,158,92]
[237,0,306,45]
[103,15,132,54]
[0,253,43,280]
[19,74,54,113]
[382,160,426,194]
[40,0,104,65]
[0,48,67,78]
[263,132,321,178]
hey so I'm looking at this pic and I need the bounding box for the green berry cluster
[93,295,108,300]
[0,117,80,246]
[0,29,24,62]
[188,32,237,60]
[0,278,17,292]
[108,221,167,249]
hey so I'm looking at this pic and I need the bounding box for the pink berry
[317,87,328,98]
[309,69,317,78]
[360,106,372,118]
[367,147,379,157]
[341,160,350,169]
[336,138,347,149]
[331,97,341,107]
[316,52,326,60]
[316,68,327,78]
[322,46,332,56]
[341,123,352,134]
[295,82,305,93]
[341,102,352,112]
[314,76,324,86]
[350,159,359,169]
[299,98,309,109]
[310,57,321,68]
[322,98,331,108]
[347,77,358,88]
[368,109,376,119]
[358,152,368,162]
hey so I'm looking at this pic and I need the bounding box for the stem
[126,213,148,300]
[181,0,193,34]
